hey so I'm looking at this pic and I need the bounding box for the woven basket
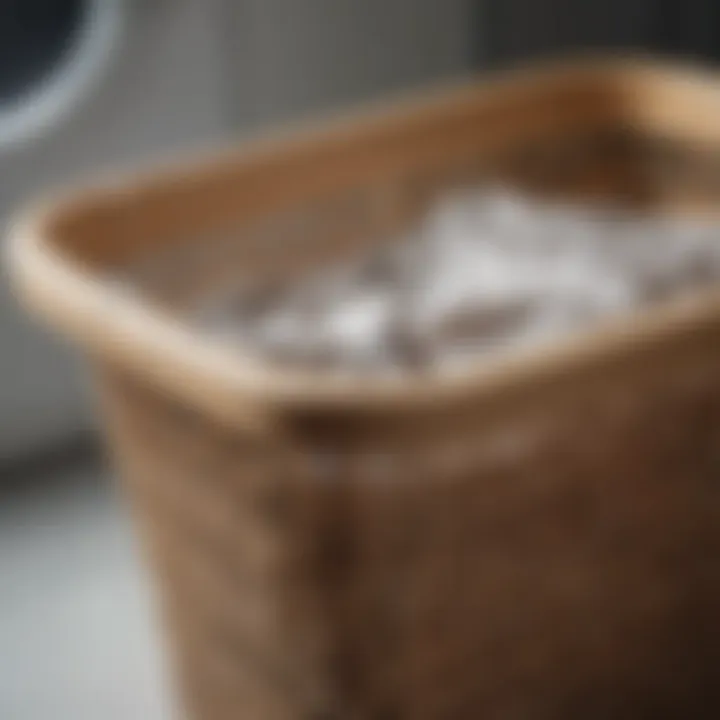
[10,58,720,719]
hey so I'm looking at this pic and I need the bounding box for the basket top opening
[12,56,720,428]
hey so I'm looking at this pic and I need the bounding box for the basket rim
[9,54,720,432]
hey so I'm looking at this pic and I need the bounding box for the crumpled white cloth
[195,188,720,374]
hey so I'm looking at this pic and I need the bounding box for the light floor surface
[0,459,175,720]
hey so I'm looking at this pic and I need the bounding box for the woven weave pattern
[16,60,720,720]
[99,338,720,720]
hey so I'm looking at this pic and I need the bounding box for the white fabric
[195,190,720,374]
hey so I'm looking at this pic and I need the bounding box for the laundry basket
[9,58,720,720]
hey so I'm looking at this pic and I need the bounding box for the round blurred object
[0,0,124,150]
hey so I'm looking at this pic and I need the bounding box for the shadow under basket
[10,58,720,719]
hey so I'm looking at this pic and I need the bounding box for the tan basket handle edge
[7,210,290,441]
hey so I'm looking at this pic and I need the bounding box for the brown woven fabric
[98,330,720,718]
[13,59,720,720]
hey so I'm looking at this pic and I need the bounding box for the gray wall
[1,0,229,459]
[227,0,474,128]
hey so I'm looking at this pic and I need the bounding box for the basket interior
[47,61,720,316]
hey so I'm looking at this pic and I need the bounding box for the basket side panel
[95,368,344,720]
[295,347,720,719]
[92,346,720,720]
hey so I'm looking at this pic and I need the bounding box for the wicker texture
[99,330,720,718]
[12,59,720,720]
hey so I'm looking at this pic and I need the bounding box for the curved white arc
[0,0,125,152]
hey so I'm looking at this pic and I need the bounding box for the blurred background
[1,0,718,718]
